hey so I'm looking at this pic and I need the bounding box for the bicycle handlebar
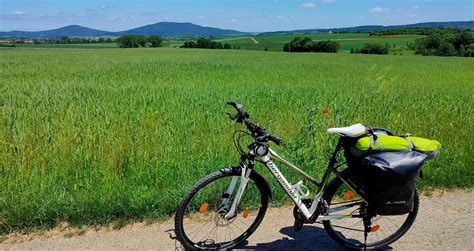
[226,101,283,146]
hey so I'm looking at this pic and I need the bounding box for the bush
[181,37,225,50]
[415,31,473,57]
[117,35,146,48]
[436,42,456,56]
[147,36,163,47]
[182,41,197,48]
[359,43,389,55]
[283,37,339,53]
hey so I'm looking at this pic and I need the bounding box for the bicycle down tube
[224,139,362,221]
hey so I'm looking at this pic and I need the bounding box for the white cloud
[11,11,26,15]
[299,2,316,8]
[322,0,336,3]
[197,15,207,19]
[369,6,389,13]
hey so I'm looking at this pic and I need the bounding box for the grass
[0,47,473,235]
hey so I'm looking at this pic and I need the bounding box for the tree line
[369,27,471,36]
[283,37,340,53]
[116,35,163,48]
[414,31,473,57]
[181,37,232,49]
[25,36,117,44]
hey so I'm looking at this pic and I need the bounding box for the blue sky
[1,0,472,32]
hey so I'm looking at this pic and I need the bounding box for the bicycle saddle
[327,123,367,137]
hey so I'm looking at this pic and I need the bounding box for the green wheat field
[0,48,473,234]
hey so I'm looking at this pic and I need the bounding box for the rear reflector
[199,203,209,213]
[370,225,380,232]
[343,191,355,200]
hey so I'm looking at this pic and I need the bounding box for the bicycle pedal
[293,220,304,232]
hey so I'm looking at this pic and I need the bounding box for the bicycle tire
[322,170,419,250]
[174,170,269,250]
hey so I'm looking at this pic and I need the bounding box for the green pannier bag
[351,135,441,158]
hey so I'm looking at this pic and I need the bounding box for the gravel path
[1,191,473,250]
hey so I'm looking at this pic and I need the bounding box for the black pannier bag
[361,151,428,215]
[341,127,440,215]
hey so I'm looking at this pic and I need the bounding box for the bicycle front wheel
[174,170,269,250]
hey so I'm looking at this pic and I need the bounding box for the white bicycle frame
[224,142,366,221]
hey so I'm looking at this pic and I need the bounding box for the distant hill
[258,21,474,35]
[0,22,245,38]
[114,22,245,36]
[0,25,109,38]
[1,21,472,38]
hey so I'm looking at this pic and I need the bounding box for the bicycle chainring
[293,199,313,223]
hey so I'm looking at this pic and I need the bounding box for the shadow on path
[169,225,393,250]
[241,225,347,250]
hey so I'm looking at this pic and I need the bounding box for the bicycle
[174,102,419,250]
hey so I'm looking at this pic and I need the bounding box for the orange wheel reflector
[242,209,249,218]
[343,191,355,200]
[199,203,209,213]
[370,225,380,232]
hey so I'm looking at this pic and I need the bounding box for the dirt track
[1,191,473,250]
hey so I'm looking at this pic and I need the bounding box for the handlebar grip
[227,101,237,107]
[226,101,243,112]
[267,135,283,146]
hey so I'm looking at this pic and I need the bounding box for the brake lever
[226,112,237,121]
[227,101,237,107]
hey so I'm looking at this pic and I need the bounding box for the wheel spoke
[323,172,419,249]
[176,172,267,249]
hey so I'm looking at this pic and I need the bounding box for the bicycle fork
[223,163,250,220]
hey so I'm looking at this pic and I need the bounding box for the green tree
[117,35,146,48]
[147,35,163,47]
[452,31,473,50]
[196,37,211,48]
[436,42,455,56]
[57,36,70,44]
[181,41,196,48]
[284,37,339,53]
[223,43,232,49]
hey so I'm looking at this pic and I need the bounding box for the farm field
[0,48,473,234]
[218,33,419,52]
[2,33,418,52]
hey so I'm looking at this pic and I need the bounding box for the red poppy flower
[323,108,329,114]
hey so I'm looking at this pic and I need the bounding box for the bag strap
[403,133,414,151]
[366,127,383,154]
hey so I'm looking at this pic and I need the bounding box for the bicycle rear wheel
[322,171,418,250]
[174,170,269,250]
